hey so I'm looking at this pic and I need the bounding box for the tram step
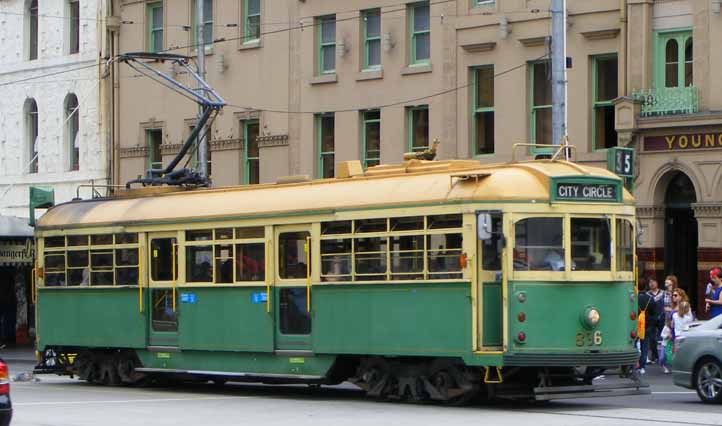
[533,382,651,401]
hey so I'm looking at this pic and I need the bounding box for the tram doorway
[0,267,17,344]
[663,172,699,314]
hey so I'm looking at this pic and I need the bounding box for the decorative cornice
[580,28,620,41]
[636,205,665,219]
[517,36,547,47]
[233,110,261,120]
[119,146,148,158]
[692,203,722,219]
[160,143,183,155]
[461,41,496,53]
[210,138,243,151]
[258,134,289,148]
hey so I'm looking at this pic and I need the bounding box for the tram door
[273,225,313,352]
[477,212,504,351]
[147,232,179,348]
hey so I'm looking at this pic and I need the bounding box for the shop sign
[644,133,722,152]
[550,177,622,203]
[0,240,35,265]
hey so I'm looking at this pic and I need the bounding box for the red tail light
[517,332,526,342]
[630,312,636,321]
[630,330,637,340]
[0,361,9,394]
[517,312,526,322]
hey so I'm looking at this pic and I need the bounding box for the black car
[0,358,11,426]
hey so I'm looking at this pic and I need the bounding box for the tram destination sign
[550,177,622,203]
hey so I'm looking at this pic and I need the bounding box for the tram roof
[35,159,633,230]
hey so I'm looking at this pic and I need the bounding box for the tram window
[45,236,65,248]
[68,268,87,286]
[279,288,311,335]
[186,245,213,282]
[427,233,463,278]
[186,230,212,241]
[616,219,634,271]
[215,228,234,240]
[115,233,138,244]
[391,216,424,232]
[67,235,89,246]
[215,244,233,283]
[91,234,113,246]
[320,239,351,282]
[355,218,387,233]
[235,242,265,281]
[428,214,462,229]
[235,227,265,239]
[116,267,139,286]
[44,253,66,286]
[151,289,178,332]
[279,232,310,279]
[116,248,139,266]
[571,218,611,271]
[514,218,564,271]
[91,250,114,286]
[321,220,352,235]
[482,214,503,271]
[390,235,424,280]
[354,237,387,280]
[151,238,177,281]
[91,251,113,267]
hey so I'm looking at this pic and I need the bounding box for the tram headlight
[581,306,601,329]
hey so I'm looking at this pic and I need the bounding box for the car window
[693,315,722,331]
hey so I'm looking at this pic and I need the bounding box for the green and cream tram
[33,156,647,402]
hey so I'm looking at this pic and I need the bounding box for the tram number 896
[575,331,603,347]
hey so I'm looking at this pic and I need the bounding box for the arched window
[684,38,693,87]
[664,39,678,88]
[25,99,39,174]
[28,0,39,60]
[659,33,693,89]
[65,94,80,171]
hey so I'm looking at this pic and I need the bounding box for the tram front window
[571,218,611,271]
[514,218,564,271]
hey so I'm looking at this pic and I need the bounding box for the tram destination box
[550,176,622,203]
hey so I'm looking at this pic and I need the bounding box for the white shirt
[673,311,694,337]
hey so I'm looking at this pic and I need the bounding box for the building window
[409,2,430,65]
[317,15,336,74]
[65,94,80,171]
[407,105,429,153]
[530,61,552,148]
[148,2,163,53]
[191,0,213,51]
[243,119,260,184]
[25,98,39,174]
[363,9,381,70]
[473,0,495,6]
[657,31,693,88]
[592,55,618,150]
[472,66,494,155]
[146,128,163,171]
[361,110,380,168]
[243,0,260,43]
[316,113,335,178]
[28,0,39,60]
[68,0,80,54]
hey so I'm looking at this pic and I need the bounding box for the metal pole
[197,0,208,178]
[551,0,568,156]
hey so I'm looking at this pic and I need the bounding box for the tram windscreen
[514,218,564,271]
[571,218,611,271]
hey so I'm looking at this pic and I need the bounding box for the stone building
[0,0,115,343]
[111,0,721,316]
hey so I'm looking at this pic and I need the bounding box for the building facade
[112,0,721,316]
[0,0,115,343]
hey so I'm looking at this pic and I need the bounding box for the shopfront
[0,216,34,345]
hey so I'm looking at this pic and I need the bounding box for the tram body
[33,159,647,401]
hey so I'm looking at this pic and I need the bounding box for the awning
[0,215,33,238]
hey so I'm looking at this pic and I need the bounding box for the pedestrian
[663,275,678,319]
[645,277,665,364]
[637,287,657,374]
[704,267,721,302]
[705,267,722,319]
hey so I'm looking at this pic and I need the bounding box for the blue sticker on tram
[251,292,268,304]
[181,293,197,304]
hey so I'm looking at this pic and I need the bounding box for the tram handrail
[172,243,177,312]
[265,243,271,314]
[138,245,144,313]
[305,236,311,313]
[31,267,37,305]
[511,143,577,163]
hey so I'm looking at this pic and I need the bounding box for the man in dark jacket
[638,289,657,373]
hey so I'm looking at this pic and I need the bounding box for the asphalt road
[6,360,720,426]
